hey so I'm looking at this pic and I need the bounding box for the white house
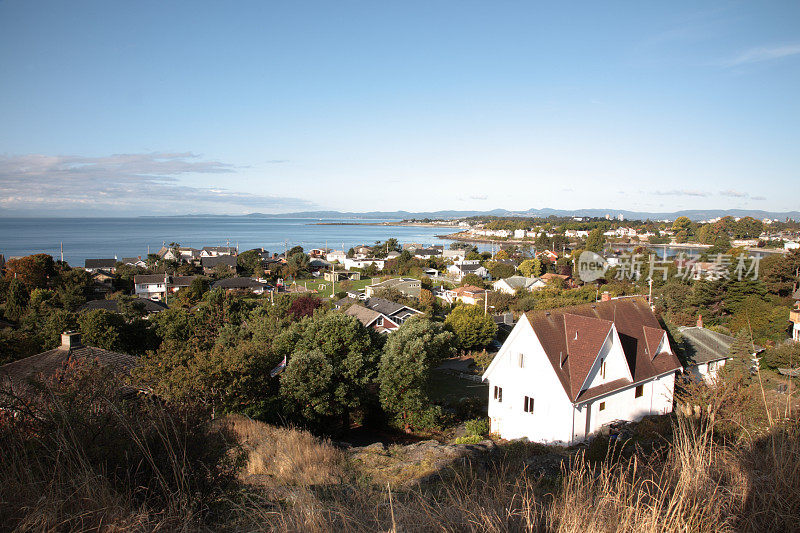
[442,249,466,262]
[785,241,799,250]
[326,250,347,263]
[134,274,196,301]
[342,257,386,270]
[200,246,237,258]
[482,298,681,445]
[493,276,546,295]
[447,263,489,281]
[413,248,441,259]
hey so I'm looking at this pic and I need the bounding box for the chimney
[601,291,611,302]
[697,314,703,328]
[60,331,82,350]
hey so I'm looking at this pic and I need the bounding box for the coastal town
[3,214,800,428]
[3,213,800,529]
[3,0,800,529]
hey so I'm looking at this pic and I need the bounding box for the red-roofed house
[482,297,681,444]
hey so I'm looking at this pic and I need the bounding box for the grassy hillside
[2,367,798,532]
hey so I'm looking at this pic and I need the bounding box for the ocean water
[0,217,454,267]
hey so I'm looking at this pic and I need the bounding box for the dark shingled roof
[0,342,137,396]
[78,299,168,314]
[364,297,405,316]
[201,255,238,268]
[135,274,169,284]
[133,274,196,286]
[171,276,197,287]
[526,297,682,402]
[335,296,359,308]
[677,326,763,365]
[85,258,117,269]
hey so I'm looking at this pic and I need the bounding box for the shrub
[465,417,490,437]
[454,434,484,445]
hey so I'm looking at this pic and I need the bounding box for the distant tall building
[617,213,625,221]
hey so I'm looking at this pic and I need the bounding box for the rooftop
[524,297,682,403]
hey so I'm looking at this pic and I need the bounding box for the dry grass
[222,413,800,533]
[224,413,348,487]
[3,368,799,532]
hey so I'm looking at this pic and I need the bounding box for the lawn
[294,274,449,298]
[292,275,377,297]
[429,369,488,403]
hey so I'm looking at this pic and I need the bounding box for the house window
[600,360,606,379]
[599,401,606,411]
[523,396,534,413]
[493,386,503,403]
[517,353,524,368]
[635,385,644,398]
[708,361,717,372]
[377,317,383,326]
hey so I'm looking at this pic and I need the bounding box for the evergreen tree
[378,318,454,429]
[444,305,497,350]
[4,278,29,321]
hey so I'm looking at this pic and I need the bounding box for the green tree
[444,305,497,351]
[274,312,378,428]
[237,250,263,277]
[460,273,485,288]
[186,276,211,302]
[286,252,310,279]
[418,288,436,314]
[672,216,693,234]
[728,295,790,345]
[488,262,516,280]
[4,278,29,321]
[78,309,127,350]
[280,349,337,425]
[759,250,800,297]
[722,327,756,384]
[518,258,543,278]
[378,318,454,429]
[585,228,605,253]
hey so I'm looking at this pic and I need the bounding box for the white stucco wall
[485,317,576,444]
[687,359,727,385]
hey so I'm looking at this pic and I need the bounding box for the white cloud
[719,189,749,198]
[653,189,710,197]
[0,152,315,216]
[726,43,800,66]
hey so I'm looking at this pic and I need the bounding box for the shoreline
[311,221,461,228]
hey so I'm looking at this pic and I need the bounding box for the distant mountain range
[213,208,800,222]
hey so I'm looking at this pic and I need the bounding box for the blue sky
[0,1,798,216]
